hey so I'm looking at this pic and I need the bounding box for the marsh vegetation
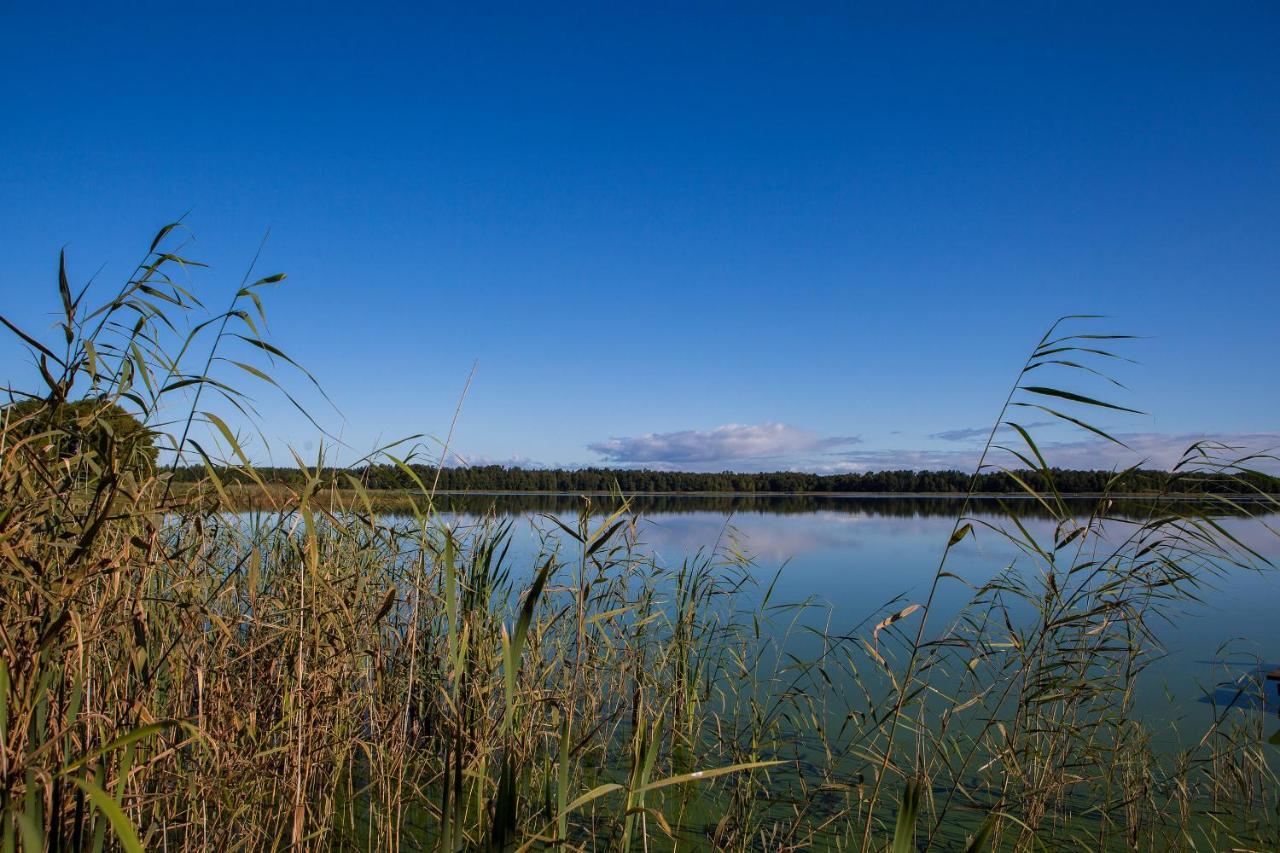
[2,228,1278,850]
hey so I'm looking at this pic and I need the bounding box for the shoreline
[211,485,1278,502]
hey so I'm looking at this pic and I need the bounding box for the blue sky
[2,3,1278,472]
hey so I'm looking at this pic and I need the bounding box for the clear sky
[2,3,1278,472]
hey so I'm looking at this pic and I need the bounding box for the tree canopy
[165,460,1276,496]
[3,397,158,477]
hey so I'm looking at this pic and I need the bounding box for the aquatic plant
[1,226,1276,850]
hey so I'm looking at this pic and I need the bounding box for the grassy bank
[2,230,1279,850]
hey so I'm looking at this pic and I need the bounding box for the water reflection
[428,495,1280,729]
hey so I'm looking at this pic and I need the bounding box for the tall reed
[1,228,1276,850]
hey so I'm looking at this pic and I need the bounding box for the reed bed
[1,228,1278,850]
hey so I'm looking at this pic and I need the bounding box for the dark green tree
[3,397,158,478]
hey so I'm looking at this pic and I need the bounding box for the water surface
[430,494,1280,731]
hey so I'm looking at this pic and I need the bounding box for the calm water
[434,494,1280,730]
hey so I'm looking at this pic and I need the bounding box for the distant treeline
[339,493,1275,521]
[168,464,1278,496]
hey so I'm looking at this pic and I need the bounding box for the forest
[168,461,1278,496]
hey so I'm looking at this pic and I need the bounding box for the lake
[430,493,1280,733]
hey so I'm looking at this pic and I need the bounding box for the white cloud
[584,422,1280,474]
[826,431,1280,473]
[442,451,544,469]
[929,421,1054,443]
[587,423,860,467]
[927,427,991,443]
[1032,431,1280,472]
[814,449,985,473]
